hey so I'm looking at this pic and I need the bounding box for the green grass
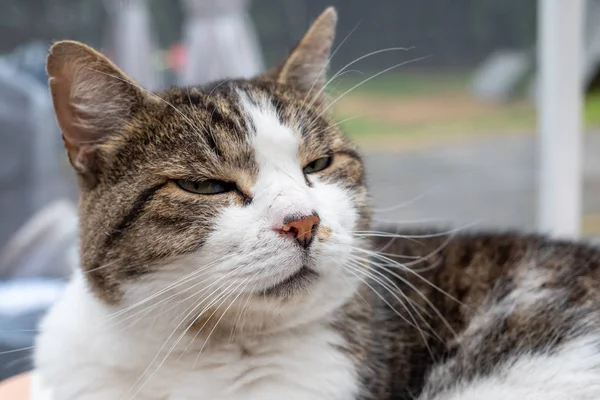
[585,92,600,126]
[339,105,536,142]
[339,116,421,141]
[330,71,470,99]
[331,71,600,144]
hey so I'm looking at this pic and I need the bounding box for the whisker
[354,230,466,239]
[301,19,364,108]
[111,260,243,327]
[344,261,436,359]
[0,346,34,356]
[352,253,459,339]
[363,223,407,254]
[124,274,242,399]
[343,262,418,330]
[83,259,122,274]
[348,257,432,318]
[192,274,257,368]
[372,187,441,214]
[354,222,479,257]
[372,216,454,225]
[107,254,234,321]
[305,46,416,113]
[306,55,430,132]
[229,280,257,342]
[177,277,250,359]
[354,248,465,308]
[347,258,444,345]
[114,261,245,332]
[357,223,474,268]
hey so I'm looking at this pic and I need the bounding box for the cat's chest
[162,327,358,400]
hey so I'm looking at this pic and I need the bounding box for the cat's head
[47,7,371,332]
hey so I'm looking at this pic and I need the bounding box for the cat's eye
[303,155,333,174]
[174,179,235,195]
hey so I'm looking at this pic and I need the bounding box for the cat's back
[363,229,600,399]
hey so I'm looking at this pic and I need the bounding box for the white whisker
[305,55,430,133]
[111,260,244,328]
[106,254,234,321]
[301,19,364,108]
[125,273,243,399]
[192,273,258,368]
[0,346,34,356]
[347,258,444,345]
[343,262,418,330]
[352,253,459,339]
[344,260,436,358]
[306,46,416,112]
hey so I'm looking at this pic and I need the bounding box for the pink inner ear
[46,41,144,176]
[49,69,97,174]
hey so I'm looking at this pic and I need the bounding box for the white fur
[34,92,360,399]
[424,335,600,400]
[422,266,600,400]
[34,274,357,400]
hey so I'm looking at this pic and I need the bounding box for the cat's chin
[262,265,319,298]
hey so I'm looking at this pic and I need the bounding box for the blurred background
[0,0,597,383]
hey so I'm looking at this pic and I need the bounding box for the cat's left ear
[46,40,152,185]
[273,7,337,94]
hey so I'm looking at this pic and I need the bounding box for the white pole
[537,0,585,238]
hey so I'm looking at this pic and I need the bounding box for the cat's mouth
[263,266,319,297]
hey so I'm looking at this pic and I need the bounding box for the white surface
[104,0,160,90]
[180,0,263,85]
[0,279,64,316]
[537,0,585,238]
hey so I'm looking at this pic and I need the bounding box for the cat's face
[47,8,370,330]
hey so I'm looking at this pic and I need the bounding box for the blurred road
[365,131,600,237]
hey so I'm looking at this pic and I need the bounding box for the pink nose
[278,214,321,248]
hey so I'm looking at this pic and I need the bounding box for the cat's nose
[278,213,321,249]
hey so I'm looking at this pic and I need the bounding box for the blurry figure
[103,0,161,89]
[0,46,74,254]
[180,0,264,85]
[0,200,77,380]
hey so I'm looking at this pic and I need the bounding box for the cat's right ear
[47,41,149,183]
[271,7,337,95]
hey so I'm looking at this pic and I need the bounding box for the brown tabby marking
[335,229,600,399]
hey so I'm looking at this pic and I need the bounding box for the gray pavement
[364,132,600,236]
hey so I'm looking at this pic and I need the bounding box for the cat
[33,6,600,400]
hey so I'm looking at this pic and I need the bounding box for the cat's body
[348,231,600,399]
[36,229,600,399]
[34,7,600,400]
